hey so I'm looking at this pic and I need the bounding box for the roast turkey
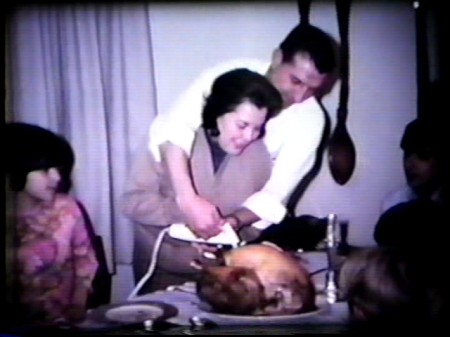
[195,243,316,316]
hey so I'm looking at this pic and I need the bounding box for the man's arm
[148,59,257,161]
[223,207,259,230]
[242,99,325,229]
[159,142,222,239]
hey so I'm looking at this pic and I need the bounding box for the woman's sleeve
[121,141,185,225]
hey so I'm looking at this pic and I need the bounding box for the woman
[5,122,99,325]
[122,68,283,294]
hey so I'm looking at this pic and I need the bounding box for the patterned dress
[16,194,99,323]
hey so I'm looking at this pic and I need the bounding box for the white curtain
[7,3,158,271]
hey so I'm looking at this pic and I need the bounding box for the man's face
[403,149,439,195]
[268,51,328,108]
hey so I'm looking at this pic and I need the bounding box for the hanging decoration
[327,0,356,186]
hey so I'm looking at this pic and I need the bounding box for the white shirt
[148,58,325,230]
[381,183,446,215]
[381,186,417,213]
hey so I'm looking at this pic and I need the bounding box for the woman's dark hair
[5,122,75,192]
[201,68,282,136]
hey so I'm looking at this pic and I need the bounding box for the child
[339,246,445,332]
[6,122,99,325]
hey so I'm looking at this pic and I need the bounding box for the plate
[196,295,328,325]
[199,306,324,323]
[88,300,178,326]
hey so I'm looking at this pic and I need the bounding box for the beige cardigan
[122,128,272,226]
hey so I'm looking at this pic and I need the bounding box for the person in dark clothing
[381,118,446,213]
[374,198,446,252]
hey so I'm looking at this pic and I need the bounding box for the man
[374,117,447,252]
[380,118,446,213]
[149,23,338,240]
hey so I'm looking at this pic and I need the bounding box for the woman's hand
[223,214,242,231]
[191,242,220,256]
[178,194,223,239]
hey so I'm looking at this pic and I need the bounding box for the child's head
[400,118,445,198]
[339,247,412,325]
[6,122,75,195]
[339,246,445,331]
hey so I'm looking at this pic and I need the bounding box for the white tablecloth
[132,282,349,326]
[76,250,349,330]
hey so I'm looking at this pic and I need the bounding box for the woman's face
[24,167,61,202]
[216,101,268,155]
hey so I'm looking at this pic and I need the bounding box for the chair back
[76,200,112,308]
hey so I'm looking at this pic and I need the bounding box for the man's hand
[177,194,223,239]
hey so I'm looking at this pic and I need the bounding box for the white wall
[148,1,416,247]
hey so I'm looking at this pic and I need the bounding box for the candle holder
[324,214,339,304]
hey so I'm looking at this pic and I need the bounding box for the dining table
[78,251,351,334]
[4,252,353,335]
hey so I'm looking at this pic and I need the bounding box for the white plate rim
[88,300,178,326]
[197,296,329,323]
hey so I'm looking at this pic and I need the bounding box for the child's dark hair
[5,122,75,192]
[201,68,282,136]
